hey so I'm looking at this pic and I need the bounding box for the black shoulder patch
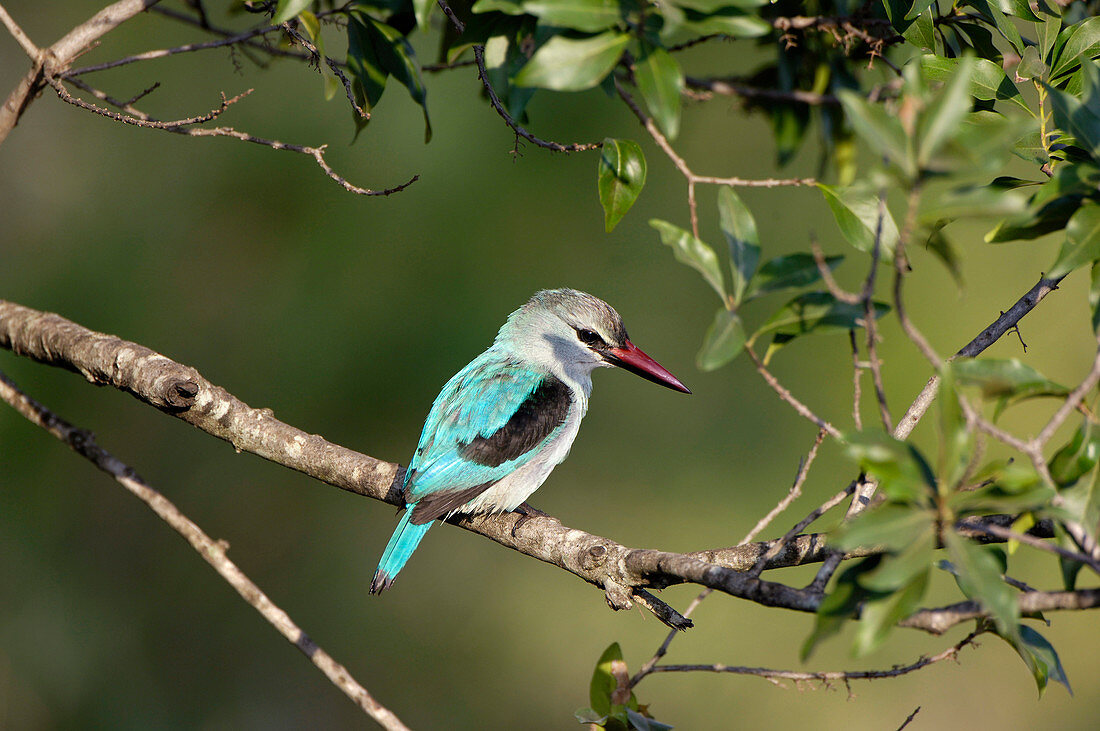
[410,482,495,524]
[459,376,572,468]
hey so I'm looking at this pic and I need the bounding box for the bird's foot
[510,502,551,537]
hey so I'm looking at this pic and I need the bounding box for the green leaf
[634,45,683,140]
[521,0,622,33]
[1016,46,1049,83]
[938,369,971,492]
[347,11,390,110]
[1008,625,1073,697]
[904,0,937,20]
[1045,63,1100,159]
[966,0,1024,53]
[744,254,843,300]
[854,569,929,656]
[1049,201,1100,279]
[836,90,913,178]
[884,0,935,50]
[1049,417,1099,488]
[471,0,527,13]
[918,56,976,166]
[952,358,1070,419]
[838,503,935,551]
[819,183,900,256]
[347,11,432,141]
[920,55,1030,114]
[598,138,647,232]
[716,187,759,305]
[697,309,746,370]
[1039,11,1062,66]
[649,220,726,301]
[589,643,627,715]
[273,0,314,24]
[944,531,1020,640]
[413,0,435,30]
[514,31,630,91]
[858,525,936,590]
[1091,261,1100,333]
[754,292,889,363]
[925,220,962,283]
[669,0,768,11]
[802,556,881,660]
[677,7,771,38]
[1049,16,1100,81]
[843,431,937,503]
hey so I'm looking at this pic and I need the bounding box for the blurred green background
[1,3,1098,729]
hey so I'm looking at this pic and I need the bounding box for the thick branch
[1,299,1082,635]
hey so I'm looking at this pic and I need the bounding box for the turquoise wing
[403,352,569,517]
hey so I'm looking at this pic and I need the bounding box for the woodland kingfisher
[369,288,690,593]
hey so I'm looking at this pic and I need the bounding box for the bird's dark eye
[576,328,605,347]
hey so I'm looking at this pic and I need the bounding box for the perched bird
[369,288,690,594]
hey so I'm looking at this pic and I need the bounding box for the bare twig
[0,369,410,731]
[471,45,601,153]
[686,77,840,106]
[744,345,842,439]
[647,631,979,685]
[893,276,1063,440]
[46,77,415,196]
[1,0,165,145]
[900,588,1100,634]
[740,428,828,545]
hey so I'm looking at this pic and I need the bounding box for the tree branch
[0,300,1088,635]
[0,368,410,731]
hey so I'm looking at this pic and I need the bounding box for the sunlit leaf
[1049,417,1099,488]
[944,531,1020,640]
[952,358,1070,419]
[697,309,746,370]
[836,91,913,178]
[1045,63,1100,159]
[521,0,622,33]
[634,45,684,140]
[843,431,937,502]
[919,55,1030,113]
[273,0,314,24]
[819,183,900,255]
[919,56,976,166]
[598,138,646,232]
[1049,16,1100,81]
[717,186,760,305]
[1049,201,1100,279]
[514,31,630,91]
[650,219,726,300]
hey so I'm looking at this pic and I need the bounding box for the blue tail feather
[369,507,433,594]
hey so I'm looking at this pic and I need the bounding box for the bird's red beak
[605,339,691,394]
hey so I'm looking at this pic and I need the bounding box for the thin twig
[648,631,979,685]
[741,428,828,545]
[0,369,410,731]
[48,76,415,196]
[744,345,842,439]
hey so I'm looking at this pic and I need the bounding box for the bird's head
[498,289,691,394]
